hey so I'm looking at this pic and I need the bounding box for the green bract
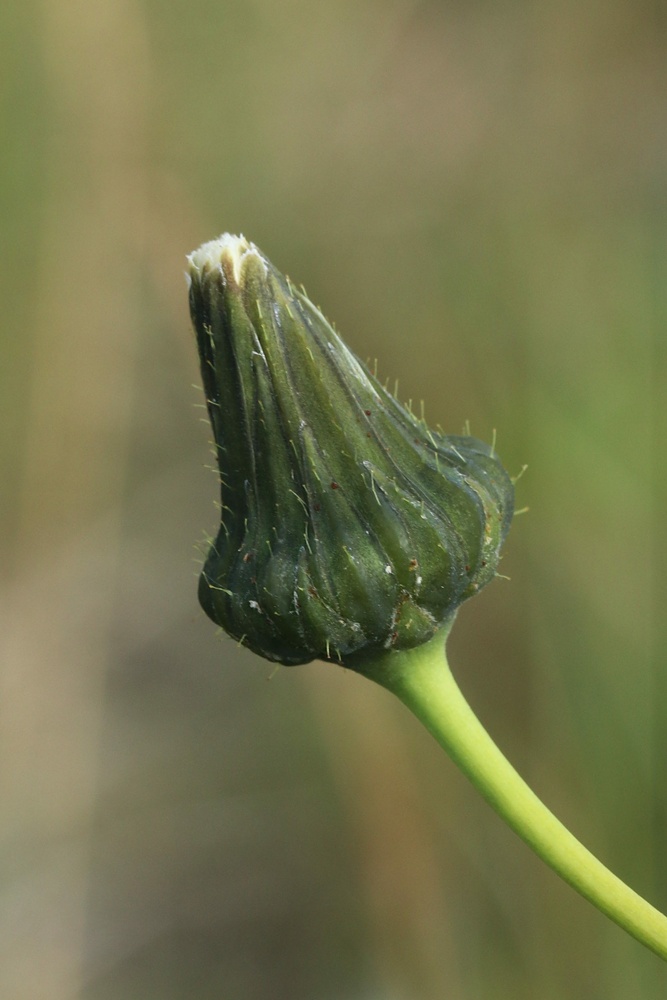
[188,234,513,666]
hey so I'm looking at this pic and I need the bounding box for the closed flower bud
[188,234,513,666]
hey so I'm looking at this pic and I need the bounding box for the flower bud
[188,234,513,666]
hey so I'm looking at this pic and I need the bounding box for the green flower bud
[188,234,513,666]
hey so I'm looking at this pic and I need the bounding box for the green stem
[355,629,667,962]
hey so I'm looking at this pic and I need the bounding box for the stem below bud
[356,633,667,962]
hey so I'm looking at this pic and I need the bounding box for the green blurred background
[2,0,667,997]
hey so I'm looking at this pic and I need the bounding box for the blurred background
[2,0,667,997]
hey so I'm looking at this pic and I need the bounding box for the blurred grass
[1,0,667,997]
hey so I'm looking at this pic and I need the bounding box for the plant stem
[355,629,667,962]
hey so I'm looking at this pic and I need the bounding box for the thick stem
[355,630,667,962]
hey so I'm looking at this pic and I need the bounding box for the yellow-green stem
[355,629,667,962]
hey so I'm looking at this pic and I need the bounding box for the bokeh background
[2,0,667,997]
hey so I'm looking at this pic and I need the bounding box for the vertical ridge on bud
[188,234,514,666]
